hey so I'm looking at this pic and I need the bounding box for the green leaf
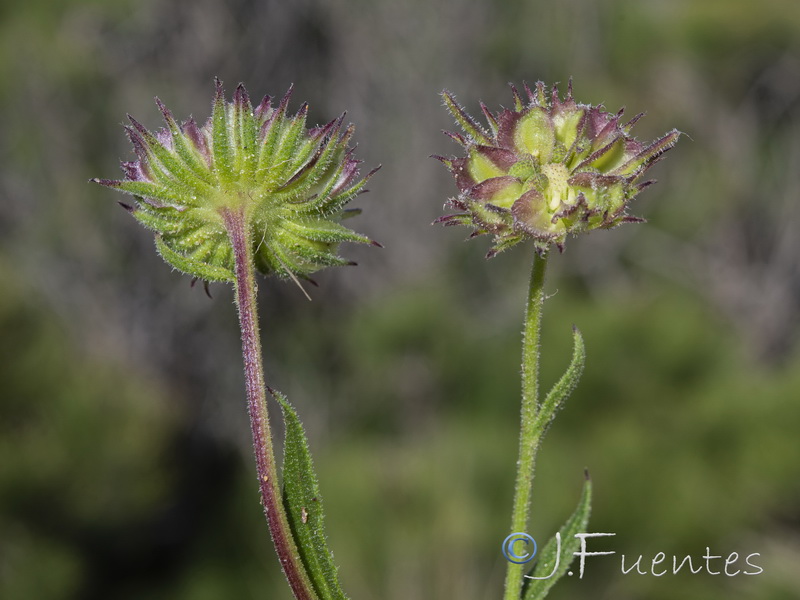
[535,326,585,433]
[523,474,592,600]
[273,390,349,600]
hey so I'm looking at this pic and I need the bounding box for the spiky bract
[93,79,378,282]
[435,81,680,256]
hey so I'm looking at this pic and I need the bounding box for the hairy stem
[223,208,318,600]
[504,250,549,600]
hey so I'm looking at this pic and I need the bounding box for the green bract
[93,79,379,282]
[435,81,680,256]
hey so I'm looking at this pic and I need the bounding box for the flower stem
[223,208,318,600]
[504,250,549,600]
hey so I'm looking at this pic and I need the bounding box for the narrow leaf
[535,326,585,433]
[273,390,349,600]
[523,474,592,600]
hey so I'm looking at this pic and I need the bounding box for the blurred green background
[2,0,800,598]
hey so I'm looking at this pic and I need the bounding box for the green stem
[223,208,318,600]
[503,250,549,600]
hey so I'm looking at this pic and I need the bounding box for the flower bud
[93,79,379,282]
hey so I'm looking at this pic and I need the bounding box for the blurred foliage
[1,0,800,599]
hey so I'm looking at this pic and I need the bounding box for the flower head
[434,81,680,256]
[93,79,379,283]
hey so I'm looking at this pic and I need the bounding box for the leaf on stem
[273,389,349,600]
[535,326,585,433]
[522,473,592,600]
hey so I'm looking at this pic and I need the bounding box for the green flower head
[93,79,379,283]
[435,80,680,256]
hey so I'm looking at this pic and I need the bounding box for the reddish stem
[223,208,317,600]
